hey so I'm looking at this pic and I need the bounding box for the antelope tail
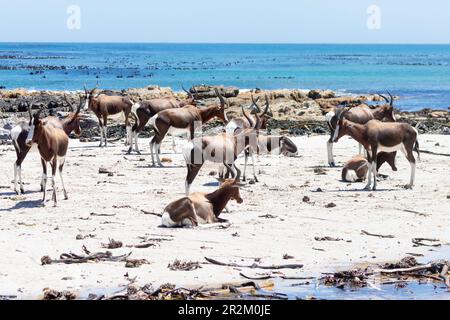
[414,139,420,161]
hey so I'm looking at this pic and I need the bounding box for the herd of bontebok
[9,87,420,227]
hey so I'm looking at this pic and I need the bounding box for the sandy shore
[0,134,449,299]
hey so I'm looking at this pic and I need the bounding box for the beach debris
[320,269,370,289]
[41,246,131,265]
[42,288,76,300]
[90,212,116,217]
[140,209,162,217]
[75,233,95,240]
[258,214,277,219]
[325,202,336,208]
[102,238,123,249]
[315,236,351,243]
[361,230,395,239]
[232,232,240,237]
[125,258,150,268]
[302,196,310,203]
[412,238,442,247]
[131,242,158,249]
[204,257,303,270]
[161,157,172,163]
[314,167,328,175]
[98,167,113,175]
[283,254,294,260]
[168,259,202,271]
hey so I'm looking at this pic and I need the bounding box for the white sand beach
[0,134,449,299]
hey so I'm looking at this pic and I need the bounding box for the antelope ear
[215,177,225,184]
[234,181,246,187]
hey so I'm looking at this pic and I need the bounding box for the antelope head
[83,84,99,111]
[25,105,44,147]
[377,91,396,122]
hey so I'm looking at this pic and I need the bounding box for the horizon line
[1,41,450,46]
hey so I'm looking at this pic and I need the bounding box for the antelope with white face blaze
[161,173,244,228]
[11,96,83,194]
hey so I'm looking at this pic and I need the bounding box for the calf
[161,174,244,228]
[342,153,398,182]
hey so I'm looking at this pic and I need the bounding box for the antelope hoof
[242,177,247,182]
[40,186,44,192]
[20,188,25,194]
[404,184,413,190]
[136,151,142,155]
[14,189,20,195]
[126,148,132,155]
[363,185,371,191]
[329,162,336,168]
[254,177,259,183]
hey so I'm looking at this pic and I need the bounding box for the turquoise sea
[1,43,450,111]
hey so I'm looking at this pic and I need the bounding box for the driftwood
[412,238,442,247]
[419,149,450,157]
[205,257,303,270]
[41,246,131,265]
[141,210,162,217]
[361,230,395,239]
[377,264,433,274]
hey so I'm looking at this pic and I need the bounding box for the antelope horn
[377,92,390,104]
[215,88,230,109]
[235,166,242,182]
[387,91,394,107]
[260,94,270,117]
[83,84,87,93]
[181,85,193,98]
[251,94,262,113]
[241,105,254,128]
[63,94,75,112]
[75,94,83,115]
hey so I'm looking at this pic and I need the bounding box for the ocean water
[1,43,450,111]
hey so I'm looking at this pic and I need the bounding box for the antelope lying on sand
[83,85,133,147]
[11,96,82,194]
[128,86,198,154]
[341,152,397,182]
[326,92,397,167]
[25,105,76,206]
[161,171,244,228]
[333,109,419,190]
[149,89,229,167]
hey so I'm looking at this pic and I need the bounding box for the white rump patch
[325,111,335,125]
[161,211,178,227]
[345,170,358,182]
[149,115,159,133]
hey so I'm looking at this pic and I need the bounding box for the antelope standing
[128,86,198,154]
[333,110,420,191]
[11,96,82,194]
[326,92,396,167]
[149,89,229,167]
[83,85,133,147]
[161,172,244,228]
[25,105,72,206]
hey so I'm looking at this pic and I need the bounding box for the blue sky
[0,0,449,43]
